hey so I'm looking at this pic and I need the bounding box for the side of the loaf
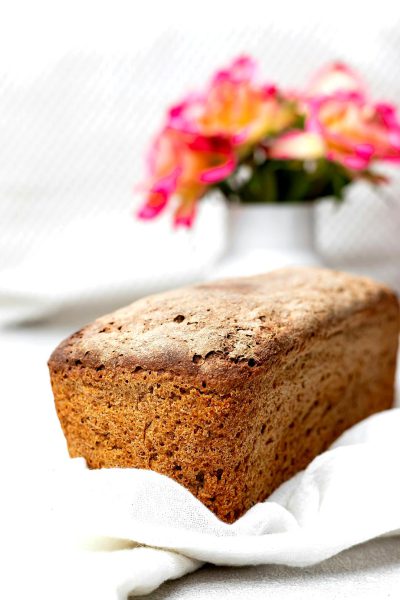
[48,269,399,522]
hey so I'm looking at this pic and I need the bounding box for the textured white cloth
[0,203,227,325]
[52,408,400,598]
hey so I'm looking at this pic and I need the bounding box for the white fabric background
[1,0,400,327]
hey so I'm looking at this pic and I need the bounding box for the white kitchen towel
[52,408,400,598]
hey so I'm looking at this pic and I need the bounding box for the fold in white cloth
[53,408,400,598]
[0,204,227,326]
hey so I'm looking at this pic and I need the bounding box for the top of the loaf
[48,267,398,389]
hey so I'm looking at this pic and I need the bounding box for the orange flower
[137,58,400,226]
[308,93,400,170]
[138,57,297,226]
[170,56,296,150]
[137,128,236,226]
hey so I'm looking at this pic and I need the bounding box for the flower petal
[173,199,197,228]
[212,55,257,85]
[308,62,366,97]
[137,190,169,220]
[306,93,400,169]
[199,155,236,183]
[185,135,236,183]
[152,167,182,195]
[137,167,182,221]
[339,154,370,170]
[270,131,326,160]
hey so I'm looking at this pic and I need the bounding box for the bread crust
[48,268,399,522]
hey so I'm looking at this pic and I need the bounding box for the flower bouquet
[137,56,400,228]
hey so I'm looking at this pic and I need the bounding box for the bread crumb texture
[49,267,399,522]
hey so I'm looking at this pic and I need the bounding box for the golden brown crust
[49,267,397,391]
[48,267,399,522]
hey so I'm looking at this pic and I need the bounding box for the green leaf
[215,157,352,204]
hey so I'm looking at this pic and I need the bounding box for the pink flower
[137,56,400,227]
[137,128,236,227]
[307,62,365,97]
[137,168,181,219]
[138,56,296,226]
[269,131,326,160]
[307,92,400,170]
[169,56,295,149]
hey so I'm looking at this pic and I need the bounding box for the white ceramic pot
[229,203,316,255]
[212,202,320,279]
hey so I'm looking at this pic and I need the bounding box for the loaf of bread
[49,267,399,522]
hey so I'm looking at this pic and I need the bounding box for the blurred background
[1,0,400,328]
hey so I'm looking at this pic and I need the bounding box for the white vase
[211,202,320,280]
